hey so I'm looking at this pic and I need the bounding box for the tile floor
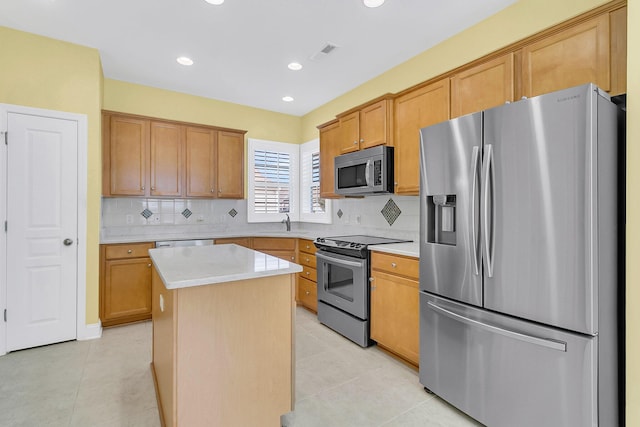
[0,307,482,427]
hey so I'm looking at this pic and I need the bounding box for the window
[300,138,331,223]
[248,138,331,224]
[248,139,299,222]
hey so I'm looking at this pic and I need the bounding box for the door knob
[63,238,74,246]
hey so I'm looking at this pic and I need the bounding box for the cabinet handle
[127,249,133,254]
[218,189,222,193]
[211,189,214,193]
[305,257,310,262]
[391,262,397,268]
[306,245,310,249]
[151,187,155,191]
[369,277,374,282]
[291,256,295,260]
[306,271,310,275]
[148,263,151,267]
[353,140,358,145]
[141,186,145,190]
[305,291,310,295]
[360,138,364,143]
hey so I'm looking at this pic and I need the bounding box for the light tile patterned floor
[0,307,482,427]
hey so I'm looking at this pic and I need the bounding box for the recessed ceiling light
[363,0,385,7]
[176,56,194,66]
[282,96,294,102]
[204,0,224,4]
[287,62,303,71]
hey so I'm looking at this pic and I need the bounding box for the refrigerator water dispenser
[426,195,456,245]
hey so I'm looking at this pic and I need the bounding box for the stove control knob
[317,238,325,243]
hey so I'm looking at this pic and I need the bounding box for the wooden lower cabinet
[100,242,154,327]
[370,252,419,366]
[297,239,318,312]
[215,237,252,248]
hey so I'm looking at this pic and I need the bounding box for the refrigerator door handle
[470,146,480,276]
[482,144,495,277]
[427,301,567,352]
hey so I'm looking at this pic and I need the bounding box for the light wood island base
[151,267,295,427]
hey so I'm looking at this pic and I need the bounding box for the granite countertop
[149,244,303,290]
[368,242,420,258]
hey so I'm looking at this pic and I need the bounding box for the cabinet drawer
[299,253,316,269]
[252,237,296,251]
[298,239,316,254]
[298,277,317,312]
[104,242,154,260]
[299,266,317,283]
[371,252,419,279]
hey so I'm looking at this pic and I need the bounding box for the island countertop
[149,243,302,290]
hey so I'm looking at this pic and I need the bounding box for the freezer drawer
[419,293,598,427]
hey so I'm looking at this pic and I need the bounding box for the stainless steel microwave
[334,145,394,195]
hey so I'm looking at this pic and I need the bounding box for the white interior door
[6,112,78,352]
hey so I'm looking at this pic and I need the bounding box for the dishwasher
[155,239,214,248]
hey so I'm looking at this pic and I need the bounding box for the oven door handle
[316,251,365,268]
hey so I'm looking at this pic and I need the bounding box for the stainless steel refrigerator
[419,84,621,427]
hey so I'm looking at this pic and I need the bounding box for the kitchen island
[149,244,302,427]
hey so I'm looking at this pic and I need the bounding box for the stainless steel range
[314,235,410,347]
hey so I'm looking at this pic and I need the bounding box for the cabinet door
[109,115,149,196]
[359,99,390,149]
[150,121,183,197]
[319,120,342,198]
[215,237,252,248]
[451,53,514,118]
[394,79,450,195]
[217,131,244,199]
[185,126,216,197]
[338,111,360,154]
[298,277,317,312]
[102,257,152,325]
[370,270,419,365]
[521,14,610,97]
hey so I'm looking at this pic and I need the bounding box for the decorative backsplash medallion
[337,209,343,219]
[228,208,238,218]
[181,208,192,218]
[381,198,401,226]
[141,208,153,219]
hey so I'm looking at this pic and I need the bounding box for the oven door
[316,250,368,319]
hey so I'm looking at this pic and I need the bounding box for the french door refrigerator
[419,84,621,427]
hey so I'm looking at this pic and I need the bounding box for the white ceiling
[0,0,516,116]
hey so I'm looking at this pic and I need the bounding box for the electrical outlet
[197,214,205,222]
[125,214,133,225]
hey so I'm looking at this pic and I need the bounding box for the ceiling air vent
[310,43,339,61]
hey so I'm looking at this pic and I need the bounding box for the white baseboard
[77,321,102,341]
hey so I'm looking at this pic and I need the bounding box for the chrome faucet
[282,214,291,231]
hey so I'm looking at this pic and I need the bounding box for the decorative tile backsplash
[101,195,420,242]
[381,198,402,226]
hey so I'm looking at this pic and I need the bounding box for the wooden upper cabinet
[394,79,450,195]
[451,53,514,118]
[521,14,610,98]
[609,6,627,96]
[107,114,149,196]
[150,121,183,197]
[103,111,246,198]
[318,119,342,199]
[217,131,244,199]
[337,98,392,154]
[359,99,391,149]
[338,111,360,154]
[185,126,217,197]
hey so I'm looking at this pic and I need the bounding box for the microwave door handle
[365,160,371,186]
[316,251,364,268]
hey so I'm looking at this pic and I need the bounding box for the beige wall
[626,0,638,424]
[103,79,301,144]
[0,26,103,324]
